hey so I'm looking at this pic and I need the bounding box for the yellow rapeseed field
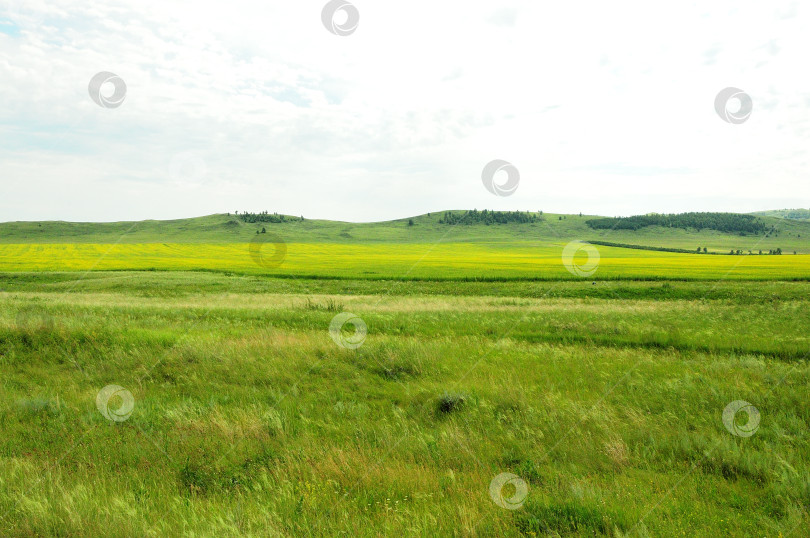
[1,242,808,279]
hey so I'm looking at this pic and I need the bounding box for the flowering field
[1,242,809,280]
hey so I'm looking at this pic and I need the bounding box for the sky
[1,0,808,223]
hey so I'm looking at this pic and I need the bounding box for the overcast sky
[1,1,808,223]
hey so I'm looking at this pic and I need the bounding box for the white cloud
[0,0,809,222]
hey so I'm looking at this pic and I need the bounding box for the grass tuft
[436,392,467,415]
[303,297,344,312]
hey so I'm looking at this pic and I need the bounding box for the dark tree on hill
[238,211,290,224]
[585,212,768,235]
[439,210,539,225]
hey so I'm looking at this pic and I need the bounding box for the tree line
[590,241,788,255]
[438,209,540,225]
[766,208,810,220]
[231,211,304,224]
[586,212,771,235]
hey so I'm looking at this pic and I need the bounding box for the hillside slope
[752,208,810,220]
[1,211,809,253]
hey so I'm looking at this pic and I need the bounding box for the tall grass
[0,276,807,535]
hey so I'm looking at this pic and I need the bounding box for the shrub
[436,393,467,414]
[304,298,344,312]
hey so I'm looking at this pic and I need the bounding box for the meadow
[0,213,808,536]
[0,271,808,536]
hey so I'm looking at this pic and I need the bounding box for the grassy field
[0,213,808,535]
[0,272,808,536]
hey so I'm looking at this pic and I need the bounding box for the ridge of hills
[1,210,809,253]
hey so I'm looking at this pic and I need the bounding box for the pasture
[0,272,808,536]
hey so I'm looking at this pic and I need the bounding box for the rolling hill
[752,208,810,220]
[1,210,809,253]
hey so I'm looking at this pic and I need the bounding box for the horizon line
[1,207,807,226]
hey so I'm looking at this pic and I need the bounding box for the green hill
[1,210,809,254]
[752,208,810,220]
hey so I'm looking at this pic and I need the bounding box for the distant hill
[1,210,809,253]
[752,208,810,220]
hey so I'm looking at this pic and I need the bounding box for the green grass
[3,271,810,301]
[0,273,808,536]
